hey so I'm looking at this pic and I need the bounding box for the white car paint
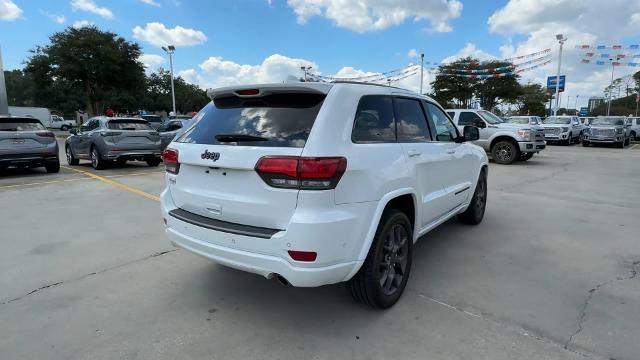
[160,82,488,288]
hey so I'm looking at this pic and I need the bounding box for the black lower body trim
[168,208,281,239]
[455,186,470,195]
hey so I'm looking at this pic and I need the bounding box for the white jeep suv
[160,82,488,308]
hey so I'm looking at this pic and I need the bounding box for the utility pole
[162,45,177,116]
[420,53,424,94]
[606,56,620,116]
[636,92,639,117]
[0,45,8,115]
[574,94,579,114]
[553,34,566,116]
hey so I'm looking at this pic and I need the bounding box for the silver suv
[541,116,584,145]
[447,109,546,164]
[628,117,639,140]
[0,116,60,173]
[65,117,162,169]
[583,116,632,148]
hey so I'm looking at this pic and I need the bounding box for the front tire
[347,209,413,309]
[146,158,161,167]
[60,125,69,131]
[45,160,60,173]
[66,146,79,165]
[491,140,519,165]
[631,131,637,141]
[458,168,487,225]
[90,146,106,170]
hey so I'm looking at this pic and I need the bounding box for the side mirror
[473,119,486,128]
[463,126,480,141]
[69,128,78,135]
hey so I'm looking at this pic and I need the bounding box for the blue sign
[547,75,566,92]
[579,107,589,116]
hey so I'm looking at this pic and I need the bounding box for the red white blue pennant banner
[580,59,640,67]
[584,53,640,59]
[437,59,552,78]
[576,45,639,50]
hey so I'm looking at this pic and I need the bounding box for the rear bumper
[518,141,546,152]
[160,188,367,287]
[104,150,162,160]
[0,152,58,165]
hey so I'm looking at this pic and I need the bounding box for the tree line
[4,26,209,117]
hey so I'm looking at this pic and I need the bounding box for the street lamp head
[168,45,175,51]
[555,34,564,41]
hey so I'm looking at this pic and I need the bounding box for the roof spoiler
[206,83,330,101]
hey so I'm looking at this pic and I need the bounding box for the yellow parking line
[0,170,163,190]
[61,166,161,202]
[630,144,638,150]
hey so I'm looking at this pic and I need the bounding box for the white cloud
[485,0,640,109]
[441,43,498,63]
[0,0,22,21]
[72,19,94,29]
[285,0,462,33]
[407,49,418,58]
[132,22,207,48]
[40,10,66,24]
[139,0,161,6]
[138,54,166,73]
[70,0,113,19]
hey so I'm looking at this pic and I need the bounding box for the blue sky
[1,0,639,107]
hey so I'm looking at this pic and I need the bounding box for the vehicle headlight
[517,129,533,141]
[562,127,569,132]
[616,128,624,134]
[585,128,591,134]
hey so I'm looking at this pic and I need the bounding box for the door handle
[407,150,421,157]
[446,149,456,154]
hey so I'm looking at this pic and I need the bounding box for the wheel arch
[489,135,518,150]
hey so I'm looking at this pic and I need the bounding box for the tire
[518,152,534,161]
[90,146,106,170]
[578,132,584,144]
[115,158,127,166]
[66,146,79,165]
[491,140,519,165]
[624,137,630,146]
[347,209,413,309]
[582,141,590,147]
[60,125,69,131]
[45,160,60,173]
[631,131,637,141]
[146,158,161,167]
[617,141,624,149]
[565,133,572,145]
[457,168,487,225]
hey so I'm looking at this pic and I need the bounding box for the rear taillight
[163,148,180,174]
[255,156,346,190]
[36,131,55,137]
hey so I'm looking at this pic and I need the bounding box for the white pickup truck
[8,106,75,130]
[446,109,546,164]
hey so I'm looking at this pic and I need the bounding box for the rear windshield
[0,118,46,131]
[178,93,325,147]
[506,117,529,124]
[141,115,162,123]
[591,117,624,126]
[543,117,571,124]
[107,120,153,130]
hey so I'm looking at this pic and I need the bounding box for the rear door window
[352,95,396,143]
[179,93,325,147]
[108,120,153,130]
[0,118,45,131]
[458,112,482,126]
[394,98,431,142]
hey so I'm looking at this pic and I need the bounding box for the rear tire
[60,125,69,131]
[631,131,637,141]
[146,158,161,167]
[45,160,60,173]
[90,146,106,170]
[66,146,79,165]
[582,141,590,147]
[347,209,413,309]
[491,140,519,165]
[458,168,487,225]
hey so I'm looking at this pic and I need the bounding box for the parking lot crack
[564,260,640,351]
[1,249,179,306]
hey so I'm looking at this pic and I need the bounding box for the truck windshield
[591,117,624,126]
[506,117,529,124]
[478,110,503,124]
[543,117,571,124]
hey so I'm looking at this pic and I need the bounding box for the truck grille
[544,128,561,136]
[534,130,545,141]
[591,128,615,137]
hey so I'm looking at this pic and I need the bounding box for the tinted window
[84,119,99,131]
[352,95,396,143]
[141,115,162,123]
[0,118,45,131]
[425,103,458,142]
[459,111,483,126]
[108,120,153,130]
[180,93,325,147]
[395,98,430,142]
[446,111,455,119]
[158,121,182,132]
[637,119,640,125]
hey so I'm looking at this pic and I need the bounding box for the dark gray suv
[0,116,60,173]
[65,117,162,170]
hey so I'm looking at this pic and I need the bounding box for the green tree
[473,61,522,111]
[515,84,551,116]
[3,69,35,106]
[142,68,209,113]
[430,57,480,108]
[25,26,146,116]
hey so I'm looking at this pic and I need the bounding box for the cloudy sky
[1,0,639,108]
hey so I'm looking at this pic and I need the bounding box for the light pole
[553,34,566,116]
[162,45,176,116]
[0,45,8,115]
[606,56,620,116]
[574,94,579,114]
[420,53,424,94]
[300,66,312,81]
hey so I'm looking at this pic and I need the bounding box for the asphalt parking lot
[1,140,639,360]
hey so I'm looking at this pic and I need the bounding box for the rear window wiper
[215,134,268,142]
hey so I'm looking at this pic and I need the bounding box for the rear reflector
[36,131,55,137]
[163,148,180,174]
[288,251,317,262]
[255,156,346,190]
